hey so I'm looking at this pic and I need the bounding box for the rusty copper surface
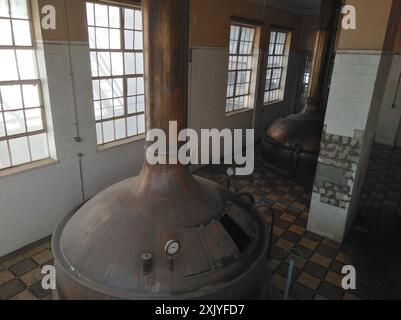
[52,0,268,300]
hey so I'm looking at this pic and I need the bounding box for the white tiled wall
[308,49,394,242]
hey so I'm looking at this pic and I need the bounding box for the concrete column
[307,0,401,242]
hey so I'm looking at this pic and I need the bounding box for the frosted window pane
[0,141,10,169]
[127,78,136,96]
[124,9,134,30]
[101,99,113,119]
[137,95,145,113]
[0,19,12,45]
[109,29,120,49]
[0,0,10,17]
[0,50,18,81]
[115,118,126,140]
[113,78,123,98]
[12,20,31,46]
[134,31,142,50]
[96,27,109,49]
[127,96,136,114]
[124,52,135,74]
[109,6,120,28]
[102,121,114,143]
[135,53,143,74]
[0,118,5,136]
[1,85,22,110]
[9,136,30,165]
[90,51,98,76]
[127,116,137,137]
[111,52,123,76]
[96,122,103,144]
[17,50,37,80]
[95,4,108,27]
[92,80,100,100]
[100,79,113,99]
[137,77,144,95]
[114,98,124,117]
[29,133,48,161]
[134,10,142,30]
[86,3,94,26]
[10,0,28,19]
[97,52,111,76]
[22,84,41,108]
[88,27,96,49]
[5,110,25,135]
[94,101,101,121]
[124,30,133,50]
[25,108,43,132]
[138,114,145,134]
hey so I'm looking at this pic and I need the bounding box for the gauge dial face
[165,240,180,256]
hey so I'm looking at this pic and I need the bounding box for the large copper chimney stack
[261,0,343,180]
[52,0,269,300]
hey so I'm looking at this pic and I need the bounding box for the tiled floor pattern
[1,144,400,300]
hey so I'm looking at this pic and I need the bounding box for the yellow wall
[337,0,395,50]
[31,0,316,52]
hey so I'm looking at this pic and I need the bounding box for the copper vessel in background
[261,0,343,180]
[52,0,269,300]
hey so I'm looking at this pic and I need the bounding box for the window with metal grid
[226,23,256,113]
[0,0,49,170]
[86,2,145,146]
[264,30,290,104]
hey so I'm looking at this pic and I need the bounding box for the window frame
[86,1,146,146]
[0,0,49,170]
[225,22,257,114]
[264,29,291,105]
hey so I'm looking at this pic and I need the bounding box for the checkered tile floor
[1,144,400,300]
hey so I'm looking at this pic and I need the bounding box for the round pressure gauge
[165,240,180,256]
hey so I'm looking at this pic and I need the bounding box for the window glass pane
[90,51,98,76]
[98,52,111,76]
[110,28,120,49]
[127,78,136,96]
[135,53,143,74]
[109,6,120,28]
[102,120,114,143]
[10,0,28,19]
[124,9,134,30]
[86,3,94,25]
[22,84,41,108]
[0,118,5,137]
[29,133,48,161]
[137,77,144,95]
[127,116,137,136]
[88,26,96,49]
[113,78,123,97]
[111,52,123,75]
[17,50,37,80]
[137,95,145,112]
[100,79,113,99]
[134,31,143,50]
[124,30,133,50]
[134,10,142,30]
[0,19,12,45]
[114,98,124,117]
[0,140,10,169]
[127,96,136,114]
[12,20,31,46]
[94,101,101,121]
[1,85,22,110]
[124,52,135,74]
[95,4,108,27]
[4,110,25,135]
[96,122,103,144]
[9,136,30,165]
[137,114,145,134]
[101,99,113,119]
[0,50,18,81]
[25,108,43,132]
[0,0,10,17]
[96,27,109,49]
[115,118,126,140]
